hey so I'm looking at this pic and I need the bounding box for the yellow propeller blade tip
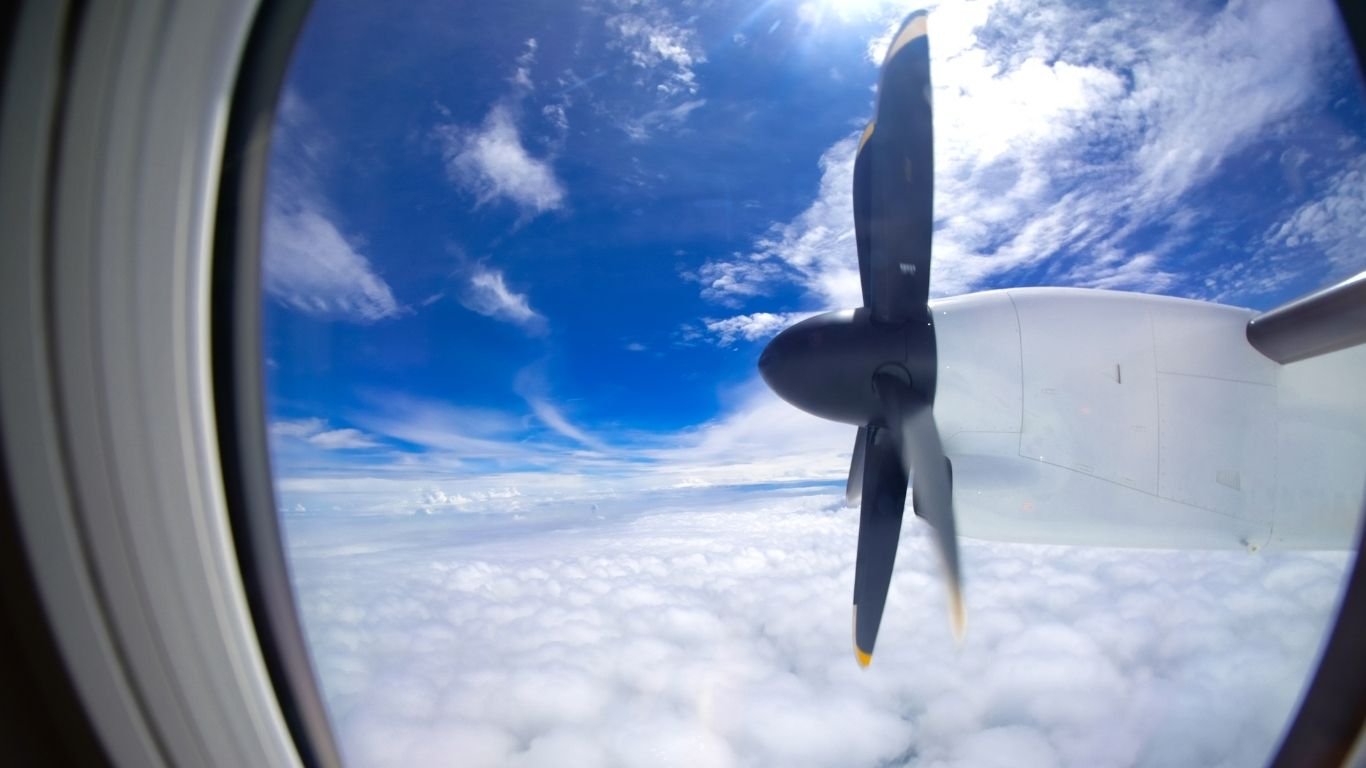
[851,606,873,667]
[858,121,876,153]
[855,646,873,668]
[949,584,966,644]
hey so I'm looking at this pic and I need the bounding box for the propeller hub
[758,308,912,426]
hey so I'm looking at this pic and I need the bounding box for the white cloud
[526,398,609,453]
[352,396,535,463]
[694,0,1348,310]
[623,99,706,142]
[514,368,611,453]
[1124,0,1336,207]
[272,418,326,439]
[542,103,569,132]
[691,252,800,307]
[458,265,548,334]
[605,6,705,97]
[412,487,524,516]
[264,208,403,322]
[1060,247,1177,293]
[286,490,1349,768]
[512,38,538,91]
[310,429,381,450]
[439,106,566,217]
[436,37,566,217]
[1198,155,1366,303]
[272,418,381,450]
[1265,157,1366,273]
[702,312,811,347]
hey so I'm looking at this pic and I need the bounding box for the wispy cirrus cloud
[511,37,538,91]
[605,3,704,97]
[264,209,403,322]
[271,418,381,450]
[623,98,707,142]
[437,39,567,218]
[438,105,566,217]
[700,311,813,347]
[458,264,548,335]
[264,91,403,323]
[1199,155,1366,304]
[347,396,533,466]
[525,398,609,453]
[515,367,611,453]
[1264,157,1366,273]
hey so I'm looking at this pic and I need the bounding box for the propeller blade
[863,10,934,323]
[846,426,868,506]
[873,370,964,639]
[852,425,908,667]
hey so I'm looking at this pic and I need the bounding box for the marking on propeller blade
[859,121,876,153]
[885,13,928,63]
[899,263,917,276]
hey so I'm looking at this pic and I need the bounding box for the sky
[261,0,1366,765]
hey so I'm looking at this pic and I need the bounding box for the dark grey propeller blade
[874,370,964,637]
[852,425,908,667]
[862,10,934,324]
[846,426,868,506]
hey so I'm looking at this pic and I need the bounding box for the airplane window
[260,1,1366,766]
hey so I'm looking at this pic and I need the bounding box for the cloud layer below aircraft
[286,489,1348,768]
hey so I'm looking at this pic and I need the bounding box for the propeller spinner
[757,10,961,667]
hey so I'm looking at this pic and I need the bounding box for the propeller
[757,10,962,668]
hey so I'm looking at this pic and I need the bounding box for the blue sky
[261,2,1366,764]
[264,0,1366,517]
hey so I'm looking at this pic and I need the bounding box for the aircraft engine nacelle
[931,288,1366,551]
